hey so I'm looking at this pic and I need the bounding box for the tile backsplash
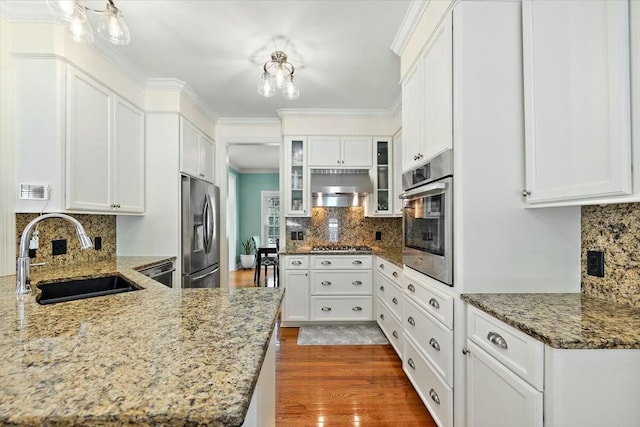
[16,213,116,268]
[581,203,640,307]
[286,207,402,251]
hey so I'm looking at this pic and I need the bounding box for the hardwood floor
[229,268,278,288]
[229,269,436,426]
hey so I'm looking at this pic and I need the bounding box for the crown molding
[391,0,429,56]
[146,78,218,123]
[277,108,395,119]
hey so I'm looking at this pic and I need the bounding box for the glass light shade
[258,72,276,97]
[65,13,94,44]
[273,63,288,89]
[47,0,81,22]
[97,4,131,45]
[282,76,300,100]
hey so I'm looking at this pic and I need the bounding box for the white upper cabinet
[180,117,215,183]
[308,136,372,167]
[522,0,633,205]
[66,66,145,213]
[401,14,453,172]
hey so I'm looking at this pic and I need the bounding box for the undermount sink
[37,275,141,305]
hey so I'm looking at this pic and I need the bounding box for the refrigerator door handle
[203,194,213,253]
[192,269,217,281]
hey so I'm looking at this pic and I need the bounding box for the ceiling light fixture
[47,0,130,45]
[258,51,300,100]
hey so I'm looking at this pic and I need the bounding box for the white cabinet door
[284,137,309,216]
[466,340,543,427]
[393,131,403,216]
[66,67,113,211]
[114,97,145,213]
[522,0,632,204]
[199,134,215,182]
[401,62,425,171]
[423,13,453,162]
[283,269,309,322]
[180,117,200,178]
[308,136,340,166]
[341,136,373,167]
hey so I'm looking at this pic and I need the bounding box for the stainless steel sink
[37,275,140,305]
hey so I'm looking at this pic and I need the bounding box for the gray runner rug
[297,324,389,345]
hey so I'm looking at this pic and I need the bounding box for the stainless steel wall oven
[400,150,453,286]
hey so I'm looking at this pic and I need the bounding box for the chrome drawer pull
[321,260,332,265]
[429,338,441,351]
[379,263,384,269]
[352,306,363,311]
[321,307,332,312]
[392,330,398,339]
[352,281,363,286]
[429,389,440,405]
[407,316,415,326]
[392,297,398,305]
[379,313,385,320]
[352,260,363,265]
[379,285,385,292]
[292,260,302,265]
[487,331,508,349]
[407,358,416,369]
[428,298,440,309]
[407,284,416,292]
[392,271,399,278]
[321,281,331,286]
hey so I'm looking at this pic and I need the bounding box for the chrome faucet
[16,213,93,296]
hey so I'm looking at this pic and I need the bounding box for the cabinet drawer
[404,297,453,387]
[311,271,372,295]
[283,255,309,269]
[376,298,403,358]
[467,305,544,390]
[311,296,373,321]
[376,273,403,320]
[376,257,402,286]
[404,335,453,427]
[311,255,372,269]
[404,271,454,329]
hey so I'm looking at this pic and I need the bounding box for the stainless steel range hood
[310,169,372,207]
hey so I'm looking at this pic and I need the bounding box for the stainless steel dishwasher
[138,261,175,288]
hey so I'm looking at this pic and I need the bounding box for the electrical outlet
[52,239,67,256]
[375,231,382,241]
[296,231,304,240]
[290,231,298,241]
[587,250,605,277]
[94,236,102,250]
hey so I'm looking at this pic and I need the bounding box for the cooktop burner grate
[311,245,372,253]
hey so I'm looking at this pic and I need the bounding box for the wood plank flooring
[229,269,436,425]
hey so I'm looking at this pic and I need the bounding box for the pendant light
[258,50,300,100]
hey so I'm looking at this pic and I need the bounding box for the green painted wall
[237,172,279,258]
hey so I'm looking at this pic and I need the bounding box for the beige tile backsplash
[581,203,640,307]
[15,213,116,268]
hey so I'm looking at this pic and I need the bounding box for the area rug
[297,324,389,346]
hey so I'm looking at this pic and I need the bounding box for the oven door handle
[399,182,446,200]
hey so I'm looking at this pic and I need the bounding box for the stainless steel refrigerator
[181,175,220,288]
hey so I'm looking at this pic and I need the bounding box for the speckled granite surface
[0,257,284,427]
[462,293,640,349]
[581,203,640,307]
[279,245,403,267]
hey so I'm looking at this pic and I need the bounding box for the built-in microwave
[400,150,453,286]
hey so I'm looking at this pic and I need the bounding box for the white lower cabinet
[466,340,542,427]
[376,299,403,357]
[281,256,309,323]
[311,296,372,321]
[375,257,404,358]
[404,334,453,427]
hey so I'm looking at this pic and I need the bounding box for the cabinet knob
[379,264,384,269]
[352,260,362,265]
[321,307,332,312]
[321,260,332,266]
[392,330,398,339]
[407,358,416,370]
[487,331,508,349]
[407,316,416,326]
[379,313,385,320]
[352,281,363,286]
[429,338,440,351]
[428,298,440,309]
[462,347,471,355]
[321,281,331,286]
[352,306,363,311]
[337,160,340,164]
[292,261,302,265]
[392,271,399,278]
[407,283,416,292]
[199,173,205,177]
[379,285,385,292]
[522,189,531,197]
[429,389,440,405]
[341,160,344,164]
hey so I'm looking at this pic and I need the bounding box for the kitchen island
[0,257,284,427]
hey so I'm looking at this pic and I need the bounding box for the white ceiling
[228,144,280,173]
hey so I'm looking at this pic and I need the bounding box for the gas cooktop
[311,245,373,253]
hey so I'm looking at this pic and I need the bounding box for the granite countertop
[279,246,403,267]
[0,257,284,427]
[461,293,640,350]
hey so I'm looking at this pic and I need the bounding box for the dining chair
[252,235,279,286]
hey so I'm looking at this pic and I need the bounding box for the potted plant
[239,238,255,269]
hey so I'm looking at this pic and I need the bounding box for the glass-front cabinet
[371,137,393,216]
[285,137,309,216]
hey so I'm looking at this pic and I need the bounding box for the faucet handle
[31,262,46,267]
